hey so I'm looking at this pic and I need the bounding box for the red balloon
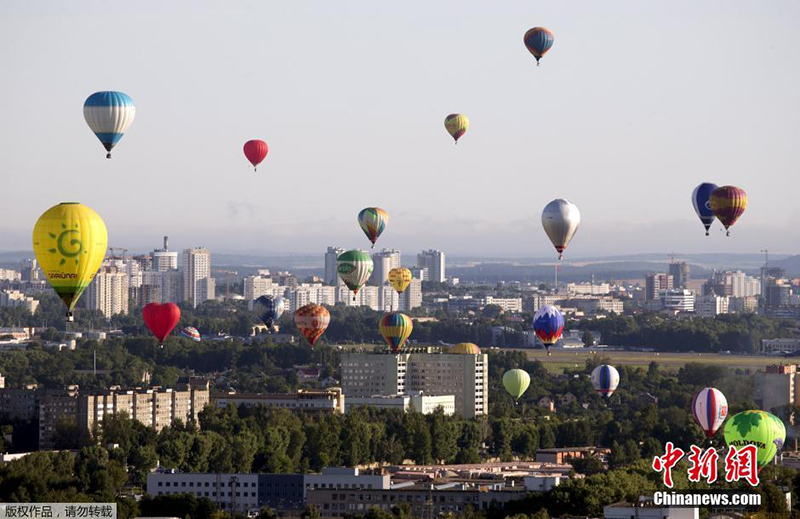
[143,303,181,346]
[243,140,269,171]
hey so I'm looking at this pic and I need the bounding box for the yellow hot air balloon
[33,203,108,321]
[388,267,412,295]
[444,114,469,144]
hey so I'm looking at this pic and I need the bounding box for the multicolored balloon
[253,295,285,328]
[243,140,269,171]
[691,183,719,236]
[33,202,108,321]
[379,312,413,354]
[444,114,469,144]
[357,208,389,248]
[83,91,136,159]
[533,305,564,353]
[181,326,201,342]
[724,410,785,468]
[591,364,620,398]
[710,186,747,236]
[143,302,181,346]
[388,267,412,294]
[691,387,728,438]
[503,369,531,401]
[523,27,555,66]
[542,199,580,260]
[294,303,330,346]
[337,250,374,297]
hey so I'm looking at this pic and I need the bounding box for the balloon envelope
[710,186,747,235]
[523,27,555,64]
[379,312,413,353]
[181,326,201,341]
[143,303,181,345]
[542,199,580,259]
[450,343,481,354]
[83,91,136,158]
[294,304,330,346]
[253,295,285,328]
[33,202,108,319]
[691,183,718,236]
[388,267,412,294]
[591,365,619,398]
[724,410,785,467]
[243,140,269,170]
[503,369,531,400]
[444,114,469,143]
[337,250,374,295]
[358,208,389,247]
[533,305,564,347]
[691,387,728,438]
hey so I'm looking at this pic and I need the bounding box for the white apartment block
[0,269,20,281]
[662,289,695,312]
[345,393,455,415]
[244,273,277,301]
[695,294,729,317]
[480,297,523,313]
[151,236,179,272]
[183,248,215,308]
[417,250,445,283]
[369,249,401,286]
[325,247,346,286]
[0,290,39,314]
[341,351,487,418]
[85,264,129,317]
[399,278,422,312]
[565,282,611,295]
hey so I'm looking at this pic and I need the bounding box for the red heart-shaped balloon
[143,302,181,346]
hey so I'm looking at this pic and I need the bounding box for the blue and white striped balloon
[692,387,728,438]
[83,91,136,158]
[591,364,620,398]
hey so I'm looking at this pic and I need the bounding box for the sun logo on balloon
[46,222,86,266]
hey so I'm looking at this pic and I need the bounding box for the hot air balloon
[253,295,285,328]
[294,303,330,346]
[523,27,555,66]
[591,364,619,398]
[358,208,389,248]
[83,91,136,159]
[143,302,181,346]
[691,388,728,438]
[450,343,481,354]
[533,305,564,354]
[503,369,531,401]
[444,114,469,144]
[181,326,201,342]
[243,140,269,171]
[388,267,412,295]
[710,186,747,236]
[337,250,374,299]
[542,199,580,260]
[33,203,108,322]
[379,312,413,353]
[692,183,719,236]
[724,410,786,468]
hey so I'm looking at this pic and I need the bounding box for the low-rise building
[694,294,729,317]
[0,290,39,314]
[345,393,455,415]
[213,388,345,414]
[604,500,698,519]
[762,339,800,355]
[535,447,610,465]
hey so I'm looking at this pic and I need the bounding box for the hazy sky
[1,1,798,258]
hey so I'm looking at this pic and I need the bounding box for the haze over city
[1,1,798,256]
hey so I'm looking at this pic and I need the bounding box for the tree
[301,504,321,519]
[582,331,596,347]
[429,411,458,463]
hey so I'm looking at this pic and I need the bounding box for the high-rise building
[85,262,129,317]
[662,289,695,312]
[325,247,346,286]
[340,348,487,418]
[244,271,276,301]
[695,294,729,317]
[19,259,40,282]
[417,250,446,283]
[182,248,214,308]
[668,262,690,289]
[765,280,792,309]
[645,273,673,301]
[151,236,179,272]
[703,271,761,298]
[370,249,401,286]
[141,270,183,305]
[399,278,423,312]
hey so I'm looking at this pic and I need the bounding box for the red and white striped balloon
[691,387,728,438]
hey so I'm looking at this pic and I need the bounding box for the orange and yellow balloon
[444,114,469,144]
[388,267,412,295]
[33,203,108,321]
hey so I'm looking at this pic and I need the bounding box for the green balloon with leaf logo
[723,410,786,467]
[336,250,374,297]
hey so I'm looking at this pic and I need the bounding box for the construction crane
[107,247,128,260]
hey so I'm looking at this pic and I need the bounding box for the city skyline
[1,1,798,256]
